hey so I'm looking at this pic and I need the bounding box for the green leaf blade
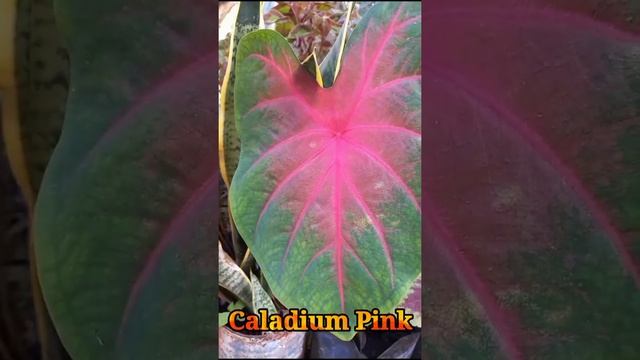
[230,2,421,341]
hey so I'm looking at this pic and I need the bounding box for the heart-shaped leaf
[425,1,640,358]
[33,0,217,358]
[230,2,421,340]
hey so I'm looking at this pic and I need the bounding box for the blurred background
[1,2,418,359]
[1,0,69,358]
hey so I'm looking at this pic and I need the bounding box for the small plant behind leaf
[265,1,362,62]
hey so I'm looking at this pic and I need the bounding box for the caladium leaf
[33,0,217,358]
[401,277,421,328]
[230,2,421,340]
[425,1,640,358]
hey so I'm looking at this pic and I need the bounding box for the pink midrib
[284,136,419,311]
[256,141,332,227]
[281,163,335,267]
[250,53,327,127]
[334,139,346,311]
[251,4,421,314]
[343,164,395,286]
